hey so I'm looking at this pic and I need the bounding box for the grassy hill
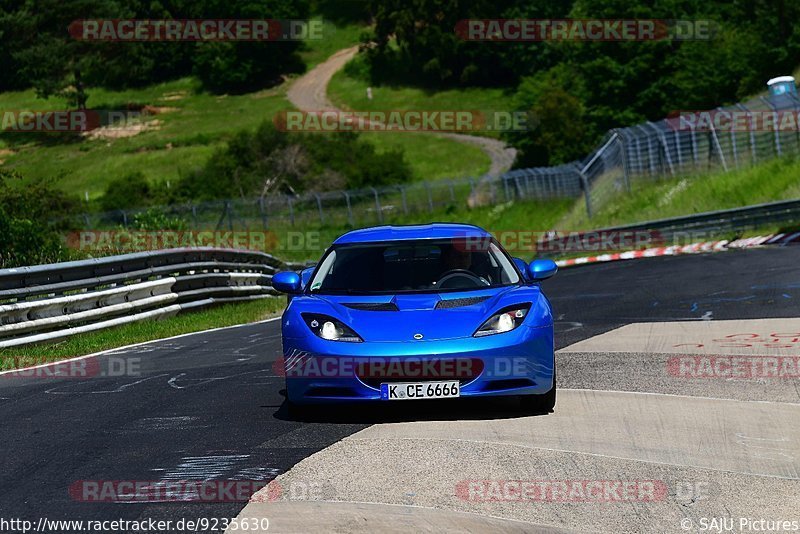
[328,58,516,140]
[0,21,490,202]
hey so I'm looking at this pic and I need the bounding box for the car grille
[342,302,399,311]
[435,296,490,309]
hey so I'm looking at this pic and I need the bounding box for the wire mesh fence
[66,170,582,232]
[66,89,800,231]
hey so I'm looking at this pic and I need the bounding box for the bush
[100,172,152,212]
[0,170,72,268]
[0,210,65,268]
[193,41,305,94]
[175,121,413,201]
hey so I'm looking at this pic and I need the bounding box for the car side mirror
[512,257,532,281]
[528,259,558,282]
[272,271,302,294]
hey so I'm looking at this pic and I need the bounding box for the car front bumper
[281,324,554,404]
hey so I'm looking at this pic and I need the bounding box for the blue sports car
[271,223,558,413]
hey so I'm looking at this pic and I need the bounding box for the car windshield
[308,239,520,294]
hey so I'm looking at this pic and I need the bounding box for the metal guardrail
[587,198,800,238]
[539,198,800,252]
[0,248,302,348]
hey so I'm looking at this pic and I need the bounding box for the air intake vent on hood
[343,302,399,311]
[435,296,490,309]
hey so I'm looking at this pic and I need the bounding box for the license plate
[380,380,460,401]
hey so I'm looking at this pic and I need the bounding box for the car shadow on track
[271,391,553,423]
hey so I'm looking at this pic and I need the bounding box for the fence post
[673,129,683,170]
[577,167,593,220]
[191,204,198,228]
[399,185,408,215]
[448,180,456,203]
[637,125,657,176]
[343,191,354,226]
[760,96,782,157]
[646,122,675,177]
[288,197,295,226]
[370,187,383,224]
[314,193,324,224]
[790,93,800,152]
[424,182,434,212]
[258,197,268,229]
[616,129,632,193]
[633,136,643,175]
[707,117,729,172]
[736,104,757,163]
[120,210,128,228]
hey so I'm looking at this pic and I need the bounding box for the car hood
[294,286,546,342]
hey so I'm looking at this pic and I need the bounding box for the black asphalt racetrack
[0,245,797,532]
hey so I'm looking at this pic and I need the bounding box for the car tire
[519,370,556,414]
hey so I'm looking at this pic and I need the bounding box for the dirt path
[287,46,516,177]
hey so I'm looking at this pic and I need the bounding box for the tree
[5,0,311,101]
[505,67,594,167]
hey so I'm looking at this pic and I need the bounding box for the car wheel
[519,370,556,414]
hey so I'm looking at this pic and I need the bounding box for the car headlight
[301,313,363,342]
[473,304,531,337]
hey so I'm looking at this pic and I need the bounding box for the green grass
[365,132,490,180]
[1,78,293,198]
[557,156,800,229]
[0,297,286,367]
[0,63,490,198]
[327,57,517,140]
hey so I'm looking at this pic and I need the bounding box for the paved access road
[1,246,798,533]
[287,47,517,178]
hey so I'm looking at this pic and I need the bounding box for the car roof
[333,223,491,245]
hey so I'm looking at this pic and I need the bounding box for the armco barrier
[0,248,303,348]
[536,197,800,254]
